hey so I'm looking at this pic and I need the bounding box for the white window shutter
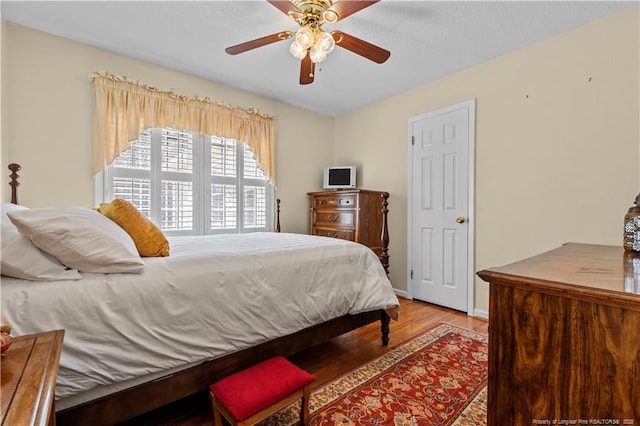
[106,128,273,235]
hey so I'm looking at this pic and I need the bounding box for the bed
[1,163,399,425]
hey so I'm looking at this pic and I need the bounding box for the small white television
[323,166,356,189]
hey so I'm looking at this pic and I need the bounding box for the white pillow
[1,203,82,281]
[8,206,144,274]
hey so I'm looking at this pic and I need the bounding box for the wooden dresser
[477,244,640,425]
[1,329,65,426]
[308,189,389,274]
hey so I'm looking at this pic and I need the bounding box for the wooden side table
[1,329,65,426]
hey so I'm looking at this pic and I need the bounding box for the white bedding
[0,232,398,404]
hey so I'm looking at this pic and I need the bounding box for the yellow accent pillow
[98,199,170,257]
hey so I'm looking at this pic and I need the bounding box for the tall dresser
[308,189,389,274]
[477,243,640,425]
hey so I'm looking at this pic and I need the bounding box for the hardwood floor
[119,298,488,426]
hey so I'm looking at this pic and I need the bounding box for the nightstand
[1,329,65,426]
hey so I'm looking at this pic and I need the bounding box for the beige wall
[1,16,6,201]
[2,22,333,234]
[334,6,640,311]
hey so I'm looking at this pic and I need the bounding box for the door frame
[406,99,476,316]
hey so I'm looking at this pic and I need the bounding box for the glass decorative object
[624,193,640,252]
[624,250,640,294]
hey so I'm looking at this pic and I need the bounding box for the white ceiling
[2,1,636,116]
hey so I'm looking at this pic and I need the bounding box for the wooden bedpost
[380,192,390,275]
[380,310,390,346]
[8,163,21,205]
[379,194,391,346]
[275,199,281,232]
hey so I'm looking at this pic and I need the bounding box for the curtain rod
[89,72,275,120]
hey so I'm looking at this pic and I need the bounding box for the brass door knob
[456,217,466,223]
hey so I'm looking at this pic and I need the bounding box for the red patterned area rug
[259,323,488,426]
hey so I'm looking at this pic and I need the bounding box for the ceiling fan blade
[225,31,293,55]
[327,0,379,22]
[267,0,301,17]
[300,53,315,85]
[331,31,390,64]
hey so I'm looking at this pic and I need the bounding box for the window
[102,128,273,235]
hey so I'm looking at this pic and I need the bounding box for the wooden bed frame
[6,163,392,425]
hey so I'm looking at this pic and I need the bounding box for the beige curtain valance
[90,72,276,184]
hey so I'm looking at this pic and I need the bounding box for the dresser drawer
[313,211,355,226]
[312,194,357,209]
[312,228,355,241]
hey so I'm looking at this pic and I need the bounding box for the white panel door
[409,101,474,312]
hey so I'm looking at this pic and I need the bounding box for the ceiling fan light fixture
[289,41,307,59]
[295,25,315,49]
[309,31,334,63]
[316,31,335,54]
[310,47,327,63]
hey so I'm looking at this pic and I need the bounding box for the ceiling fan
[225,0,390,85]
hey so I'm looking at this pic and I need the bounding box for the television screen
[323,166,356,189]
[328,168,351,186]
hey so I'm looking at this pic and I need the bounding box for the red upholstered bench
[209,356,316,426]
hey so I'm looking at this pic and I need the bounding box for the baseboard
[394,289,408,299]
[473,308,488,319]
[394,289,487,319]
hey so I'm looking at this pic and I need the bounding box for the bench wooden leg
[210,392,226,426]
[300,384,312,426]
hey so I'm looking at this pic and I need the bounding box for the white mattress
[0,232,398,405]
